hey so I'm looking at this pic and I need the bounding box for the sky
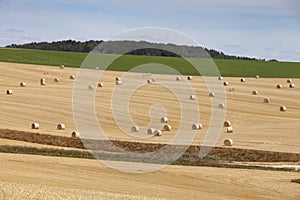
[0,0,300,61]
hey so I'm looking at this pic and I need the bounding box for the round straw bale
[154,129,162,136]
[6,89,13,95]
[97,82,104,87]
[163,124,171,131]
[147,79,153,84]
[115,80,123,85]
[226,127,233,133]
[57,123,65,130]
[218,103,225,108]
[289,83,295,88]
[59,65,65,69]
[40,78,46,86]
[160,116,168,123]
[88,85,94,90]
[115,77,121,81]
[209,92,215,97]
[224,138,233,146]
[255,75,260,79]
[224,120,231,127]
[54,77,59,82]
[131,126,139,132]
[263,98,270,103]
[287,79,292,83]
[218,76,223,80]
[280,106,287,112]
[187,76,193,80]
[31,123,39,129]
[240,78,246,82]
[69,75,75,80]
[192,123,203,130]
[20,82,26,87]
[147,128,155,135]
[223,81,229,86]
[276,84,282,89]
[197,123,203,129]
[190,95,196,100]
[252,90,258,95]
[71,131,80,138]
[176,76,182,81]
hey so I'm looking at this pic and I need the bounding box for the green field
[1,48,300,78]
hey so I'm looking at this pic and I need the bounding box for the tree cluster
[7,40,102,52]
[6,40,258,60]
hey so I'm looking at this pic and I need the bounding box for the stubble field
[0,61,299,199]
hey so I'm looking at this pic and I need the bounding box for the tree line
[6,39,263,60]
[7,40,101,53]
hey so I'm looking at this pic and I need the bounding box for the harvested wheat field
[0,153,300,200]
[0,62,299,153]
[0,61,300,199]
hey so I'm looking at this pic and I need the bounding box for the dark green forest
[7,40,101,53]
[6,40,264,60]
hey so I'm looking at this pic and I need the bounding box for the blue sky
[0,0,299,61]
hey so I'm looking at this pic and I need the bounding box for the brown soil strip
[1,129,300,163]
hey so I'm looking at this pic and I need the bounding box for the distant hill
[6,40,262,60]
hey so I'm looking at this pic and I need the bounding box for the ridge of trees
[6,39,261,60]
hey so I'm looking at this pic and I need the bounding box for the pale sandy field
[0,62,299,199]
[0,153,299,200]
